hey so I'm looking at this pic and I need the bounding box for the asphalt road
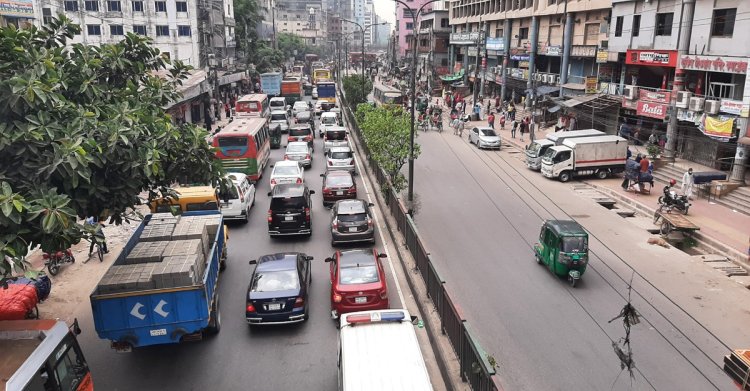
[409,128,735,391]
[73,96,403,391]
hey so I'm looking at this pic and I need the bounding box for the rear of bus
[213,120,270,180]
[338,309,432,391]
[313,69,331,84]
[236,94,269,118]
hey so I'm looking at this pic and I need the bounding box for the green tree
[233,0,284,73]
[342,75,373,109]
[0,17,223,283]
[355,104,419,194]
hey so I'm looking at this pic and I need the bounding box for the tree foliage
[0,17,223,282]
[342,75,373,109]
[355,104,419,194]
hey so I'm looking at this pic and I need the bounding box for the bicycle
[85,237,106,263]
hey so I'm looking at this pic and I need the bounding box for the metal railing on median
[338,86,503,391]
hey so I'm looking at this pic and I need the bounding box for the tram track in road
[428,129,728,390]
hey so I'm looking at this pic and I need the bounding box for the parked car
[325,249,389,318]
[469,126,501,150]
[284,142,313,168]
[219,173,256,223]
[324,126,349,152]
[270,109,290,133]
[288,124,314,149]
[320,170,356,206]
[267,183,315,237]
[246,252,312,325]
[270,160,304,190]
[326,146,355,173]
[330,199,375,246]
[312,87,318,99]
[320,112,339,137]
[292,101,310,117]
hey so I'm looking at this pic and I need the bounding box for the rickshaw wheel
[660,221,672,235]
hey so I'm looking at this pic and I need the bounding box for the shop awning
[561,82,586,91]
[547,105,561,113]
[559,93,603,108]
[526,85,560,97]
[440,69,465,82]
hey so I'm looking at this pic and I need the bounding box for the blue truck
[260,72,282,96]
[89,210,226,351]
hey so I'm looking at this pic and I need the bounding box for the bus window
[217,136,248,148]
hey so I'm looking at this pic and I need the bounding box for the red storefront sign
[626,50,678,67]
[639,90,671,104]
[637,101,668,119]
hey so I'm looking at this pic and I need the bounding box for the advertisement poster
[585,76,598,94]
[699,114,735,139]
[0,0,33,17]
[639,90,671,104]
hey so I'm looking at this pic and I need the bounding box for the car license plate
[355,297,367,304]
[149,328,167,337]
[348,227,358,233]
[285,216,293,221]
[336,191,343,195]
[268,303,281,311]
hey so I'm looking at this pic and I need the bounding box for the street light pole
[391,0,439,214]
[340,19,388,103]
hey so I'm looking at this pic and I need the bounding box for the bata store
[621,89,671,144]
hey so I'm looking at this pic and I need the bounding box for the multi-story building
[396,0,448,60]
[274,1,328,45]
[417,8,450,90]
[374,19,390,47]
[608,0,749,180]
[448,0,611,101]
[0,0,35,28]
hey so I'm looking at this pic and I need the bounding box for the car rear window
[339,265,379,285]
[218,183,240,200]
[289,128,311,136]
[326,175,353,187]
[286,144,308,153]
[326,130,346,140]
[274,165,300,176]
[337,213,367,222]
[271,113,287,121]
[330,151,352,159]
[251,270,300,292]
[270,196,305,209]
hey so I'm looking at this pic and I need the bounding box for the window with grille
[614,16,623,37]
[87,24,101,35]
[64,0,78,11]
[176,1,187,12]
[107,0,121,11]
[154,0,166,12]
[156,25,169,36]
[110,24,123,35]
[711,8,736,37]
[133,25,147,35]
[132,0,143,10]
[632,15,641,37]
[655,13,673,36]
[84,0,98,11]
[178,25,191,36]
[42,8,52,24]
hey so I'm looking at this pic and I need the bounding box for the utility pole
[664,0,696,161]
[526,15,538,110]
[271,0,278,50]
[479,22,488,100]
[500,19,511,101]
[559,0,571,96]
[472,18,483,105]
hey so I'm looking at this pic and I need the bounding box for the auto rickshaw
[533,220,589,287]
[269,123,282,149]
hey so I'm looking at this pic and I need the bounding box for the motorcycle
[43,249,75,276]
[657,188,690,215]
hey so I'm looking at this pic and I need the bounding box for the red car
[325,249,389,319]
[320,170,356,207]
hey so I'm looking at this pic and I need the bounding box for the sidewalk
[448,108,750,265]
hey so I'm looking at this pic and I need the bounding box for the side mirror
[249,259,257,265]
[320,173,325,177]
[305,256,314,261]
[378,253,387,258]
[324,257,333,263]
[309,190,316,195]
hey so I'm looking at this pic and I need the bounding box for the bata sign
[637,101,668,119]
[639,90,671,104]
[679,55,748,75]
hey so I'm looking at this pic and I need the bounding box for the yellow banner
[701,115,734,138]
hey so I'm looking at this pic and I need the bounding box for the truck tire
[559,171,572,183]
[206,296,221,335]
[596,169,609,179]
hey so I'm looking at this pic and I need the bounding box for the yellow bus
[313,68,332,84]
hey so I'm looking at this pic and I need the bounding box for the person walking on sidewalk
[507,102,516,121]
[499,112,506,130]
[519,117,528,141]
[488,112,496,129]
[511,119,518,138]
[681,168,695,199]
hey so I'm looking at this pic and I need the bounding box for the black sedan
[246,252,313,325]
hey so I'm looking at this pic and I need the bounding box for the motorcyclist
[663,179,677,200]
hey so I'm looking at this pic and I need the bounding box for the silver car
[270,110,290,133]
[469,126,501,149]
[324,126,349,152]
[330,199,376,246]
[326,146,355,173]
[284,142,313,168]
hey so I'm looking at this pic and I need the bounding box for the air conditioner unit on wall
[676,91,691,109]
[689,97,705,112]
[535,73,543,81]
[704,100,720,114]
[624,85,638,100]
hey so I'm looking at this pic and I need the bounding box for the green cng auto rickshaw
[269,123,282,149]
[533,220,589,287]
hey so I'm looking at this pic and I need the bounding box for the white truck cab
[526,129,604,170]
[541,135,627,182]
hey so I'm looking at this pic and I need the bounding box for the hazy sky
[372,0,396,28]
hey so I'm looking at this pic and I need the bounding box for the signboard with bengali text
[0,0,33,16]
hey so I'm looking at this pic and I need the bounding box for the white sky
[372,0,396,28]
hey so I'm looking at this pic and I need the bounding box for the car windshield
[271,114,286,121]
[480,128,497,137]
[562,237,587,253]
[340,265,379,285]
[326,175,353,187]
[337,213,367,222]
[330,151,352,159]
[326,131,346,140]
[286,144,308,153]
[251,270,300,292]
[289,128,311,136]
[274,166,299,175]
[270,196,305,209]
[528,143,541,153]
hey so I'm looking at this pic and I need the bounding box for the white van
[337,309,433,391]
[269,96,287,112]
[219,173,256,223]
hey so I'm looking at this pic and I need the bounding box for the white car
[284,141,313,168]
[469,126,501,150]
[319,112,338,137]
[292,101,310,117]
[219,173,256,223]
[269,97,287,112]
[270,110,290,133]
[312,87,318,99]
[326,146,355,173]
[270,160,304,190]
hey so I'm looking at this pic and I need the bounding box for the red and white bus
[213,117,271,181]
[235,94,270,118]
